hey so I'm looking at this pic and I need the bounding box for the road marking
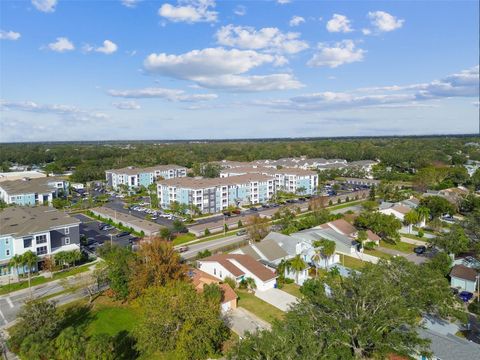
[0,309,7,325]
[6,298,13,309]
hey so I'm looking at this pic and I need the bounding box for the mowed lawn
[380,240,416,253]
[341,255,366,271]
[86,305,139,336]
[280,283,302,298]
[237,290,284,323]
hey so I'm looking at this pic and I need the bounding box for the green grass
[341,255,366,271]
[364,248,392,259]
[237,290,284,323]
[400,233,428,241]
[86,305,139,336]
[53,263,92,280]
[380,240,416,253]
[280,283,302,298]
[326,199,365,211]
[173,232,196,245]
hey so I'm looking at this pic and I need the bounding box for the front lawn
[363,248,392,259]
[380,240,416,253]
[86,305,139,336]
[237,290,284,323]
[341,255,366,271]
[280,283,302,298]
[173,232,196,245]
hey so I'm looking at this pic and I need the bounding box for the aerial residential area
[1,0,479,359]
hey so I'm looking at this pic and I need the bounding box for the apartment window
[23,237,32,248]
[5,239,9,245]
[36,246,48,255]
[64,237,70,245]
[36,235,47,244]
[214,268,217,275]
[6,249,10,257]
[65,227,70,235]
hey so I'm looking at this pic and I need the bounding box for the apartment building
[0,177,69,206]
[0,206,81,276]
[157,174,275,213]
[219,167,318,195]
[105,164,187,190]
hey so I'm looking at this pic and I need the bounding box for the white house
[197,253,277,291]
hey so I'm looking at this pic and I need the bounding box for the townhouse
[0,176,69,206]
[0,206,81,277]
[219,166,318,195]
[157,174,275,213]
[105,164,187,190]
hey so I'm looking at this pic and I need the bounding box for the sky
[0,0,479,142]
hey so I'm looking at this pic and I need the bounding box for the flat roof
[220,166,317,176]
[158,173,274,189]
[0,171,47,183]
[106,164,186,175]
[0,176,66,195]
[0,206,80,237]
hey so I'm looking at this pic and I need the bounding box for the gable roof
[188,268,237,304]
[264,232,301,256]
[391,204,411,215]
[450,264,478,282]
[200,254,276,282]
[324,219,357,235]
[366,230,381,242]
[253,239,289,261]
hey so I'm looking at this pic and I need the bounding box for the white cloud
[144,47,303,92]
[368,11,404,32]
[254,65,479,112]
[234,5,246,16]
[0,99,108,122]
[47,37,75,52]
[289,16,305,27]
[215,25,308,54]
[308,40,365,68]
[326,14,353,33]
[121,0,141,8]
[112,101,141,110]
[32,0,57,13]
[277,0,291,4]
[361,28,371,35]
[159,0,217,23]
[0,30,21,41]
[96,40,118,54]
[108,87,218,102]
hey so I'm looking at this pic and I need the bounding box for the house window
[5,239,9,245]
[36,246,48,255]
[64,237,70,245]
[6,249,10,256]
[23,237,32,248]
[36,235,47,244]
[65,227,70,235]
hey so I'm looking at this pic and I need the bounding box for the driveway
[377,246,427,265]
[255,288,298,311]
[228,307,271,337]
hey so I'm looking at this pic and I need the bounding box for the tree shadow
[113,330,138,360]
[60,304,94,330]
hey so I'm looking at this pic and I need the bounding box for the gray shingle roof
[418,329,480,360]
[253,239,289,261]
[263,232,300,256]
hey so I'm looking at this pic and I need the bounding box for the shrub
[337,198,341,204]
[417,229,424,238]
[329,200,333,206]
[223,277,237,290]
[204,228,211,236]
[363,241,376,250]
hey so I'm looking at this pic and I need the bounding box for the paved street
[228,307,271,337]
[181,234,248,259]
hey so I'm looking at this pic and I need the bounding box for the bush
[329,200,333,206]
[223,277,237,290]
[468,301,480,316]
[345,196,350,202]
[363,241,376,250]
[204,228,211,236]
[417,229,424,238]
[337,198,341,204]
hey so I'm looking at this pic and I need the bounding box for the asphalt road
[181,234,248,259]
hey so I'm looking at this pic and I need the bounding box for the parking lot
[105,199,175,228]
[73,213,136,251]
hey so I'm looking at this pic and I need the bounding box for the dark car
[236,229,247,236]
[250,207,258,211]
[116,231,131,238]
[261,204,270,208]
[129,237,140,244]
[98,222,108,229]
[459,291,474,302]
[223,211,232,217]
[414,246,426,255]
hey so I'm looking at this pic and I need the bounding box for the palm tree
[416,206,430,228]
[22,250,39,297]
[8,254,24,283]
[288,255,307,285]
[320,240,336,268]
[404,211,420,234]
[311,249,322,277]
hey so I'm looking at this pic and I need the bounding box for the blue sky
[0,0,478,142]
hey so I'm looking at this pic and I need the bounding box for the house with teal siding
[0,177,68,206]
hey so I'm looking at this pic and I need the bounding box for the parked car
[101,225,115,231]
[116,231,131,238]
[261,204,270,208]
[232,209,241,215]
[414,246,426,255]
[250,207,258,212]
[177,246,189,253]
[98,222,108,229]
[86,237,96,246]
[459,291,474,302]
[236,229,247,236]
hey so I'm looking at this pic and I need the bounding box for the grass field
[380,240,416,253]
[400,233,428,241]
[280,283,302,298]
[363,248,392,259]
[237,290,284,323]
[173,232,196,245]
[86,305,139,336]
[341,255,366,271]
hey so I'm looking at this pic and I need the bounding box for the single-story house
[197,253,277,291]
[188,267,237,312]
[319,218,381,245]
[450,264,478,292]
[378,203,412,221]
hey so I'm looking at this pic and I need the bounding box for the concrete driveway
[255,288,298,311]
[377,246,427,265]
[228,307,271,337]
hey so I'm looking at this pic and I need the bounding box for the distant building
[0,177,68,206]
[157,174,275,213]
[0,171,46,182]
[105,164,187,190]
[0,206,81,277]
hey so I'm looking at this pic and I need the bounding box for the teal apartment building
[0,177,69,206]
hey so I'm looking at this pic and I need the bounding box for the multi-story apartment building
[0,177,69,206]
[219,167,318,195]
[157,174,275,213]
[105,164,187,190]
[0,206,81,277]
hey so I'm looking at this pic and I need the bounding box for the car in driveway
[414,246,426,255]
[459,291,474,302]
